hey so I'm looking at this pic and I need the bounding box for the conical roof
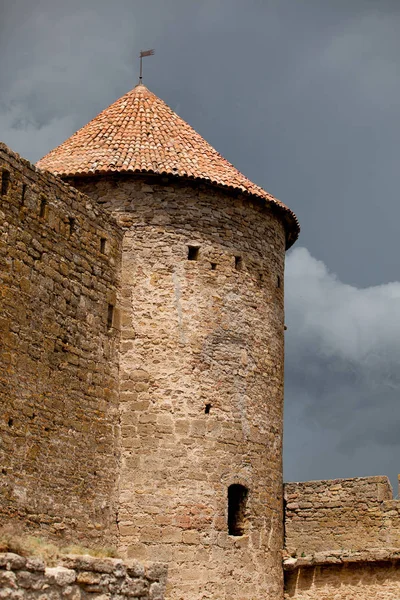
[37,84,299,247]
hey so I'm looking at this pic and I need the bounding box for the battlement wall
[284,477,400,599]
[284,476,400,556]
[0,143,122,545]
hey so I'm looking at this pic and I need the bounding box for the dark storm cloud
[1,0,400,486]
[284,248,400,488]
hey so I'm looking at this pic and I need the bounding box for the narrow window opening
[1,469,6,475]
[1,170,10,196]
[228,484,248,536]
[205,403,212,414]
[277,275,281,288]
[21,184,27,205]
[187,245,199,261]
[100,237,107,254]
[8,417,13,427]
[39,197,47,218]
[69,217,76,235]
[210,262,217,271]
[107,304,114,330]
[235,256,242,271]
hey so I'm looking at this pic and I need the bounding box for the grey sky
[1,0,400,489]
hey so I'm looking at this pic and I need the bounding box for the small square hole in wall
[187,246,199,261]
[210,263,217,271]
[1,170,10,196]
[100,237,107,254]
[235,256,242,271]
[205,403,212,414]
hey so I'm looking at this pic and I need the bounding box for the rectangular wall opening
[107,304,114,330]
[21,184,27,205]
[1,170,10,196]
[228,484,248,536]
[187,245,199,261]
[39,197,47,218]
[100,237,107,254]
[235,256,242,271]
[69,217,76,235]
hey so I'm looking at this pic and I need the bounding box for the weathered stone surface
[1,137,290,599]
[283,476,400,599]
[0,551,166,599]
[0,554,26,570]
[25,557,45,572]
[285,561,400,600]
[284,548,400,571]
[73,174,287,600]
[45,566,76,586]
[0,143,122,545]
[284,476,400,556]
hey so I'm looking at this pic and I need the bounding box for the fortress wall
[0,144,122,545]
[284,561,400,600]
[284,477,400,556]
[73,174,287,600]
[284,477,400,599]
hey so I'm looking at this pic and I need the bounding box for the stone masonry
[1,138,289,598]
[284,476,400,555]
[285,561,400,600]
[71,174,287,600]
[0,551,167,599]
[3,77,400,600]
[0,143,122,545]
[284,477,400,599]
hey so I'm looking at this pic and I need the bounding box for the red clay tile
[36,84,299,246]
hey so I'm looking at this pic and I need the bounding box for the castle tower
[37,84,299,600]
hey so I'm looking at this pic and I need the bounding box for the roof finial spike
[139,49,155,84]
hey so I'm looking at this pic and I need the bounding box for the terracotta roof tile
[36,84,299,246]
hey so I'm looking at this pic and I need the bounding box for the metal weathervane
[139,49,155,83]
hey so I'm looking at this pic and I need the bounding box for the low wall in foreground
[0,552,167,599]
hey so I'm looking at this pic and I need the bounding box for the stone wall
[0,144,122,545]
[284,559,400,600]
[284,476,400,600]
[0,551,167,599]
[72,174,287,600]
[284,476,400,556]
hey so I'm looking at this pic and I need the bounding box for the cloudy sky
[2,0,400,490]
